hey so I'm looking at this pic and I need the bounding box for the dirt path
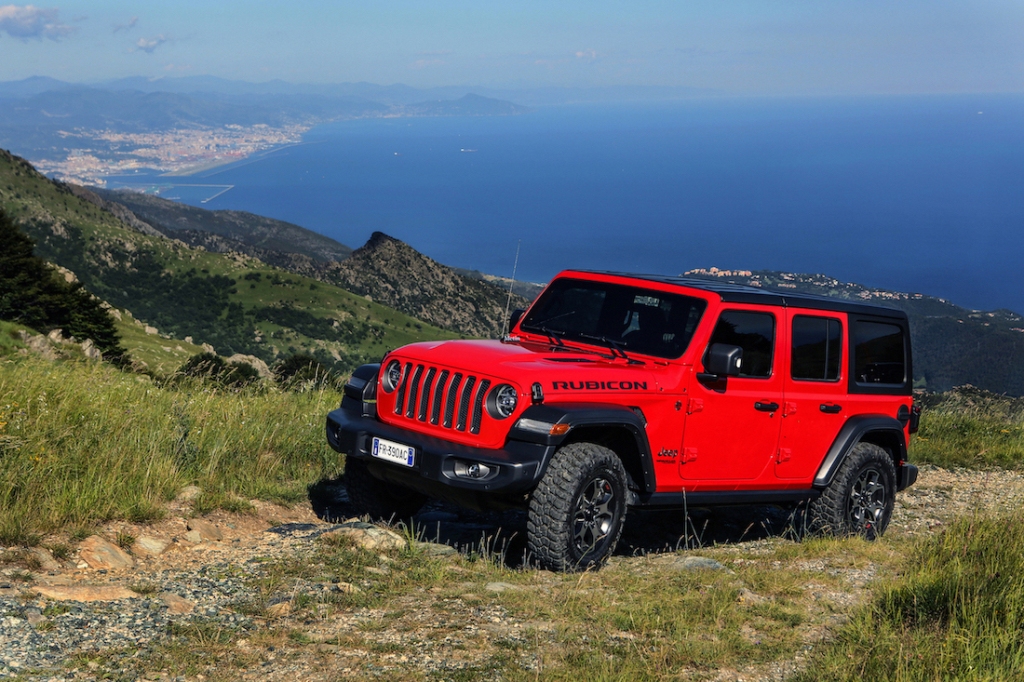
[2,464,1022,681]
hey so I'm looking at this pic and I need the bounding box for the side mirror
[702,343,743,378]
[508,309,525,333]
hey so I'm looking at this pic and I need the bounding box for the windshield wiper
[575,333,645,364]
[535,325,567,348]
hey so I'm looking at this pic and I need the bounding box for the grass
[0,353,345,543]
[110,523,898,681]
[911,387,1024,470]
[796,509,1024,681]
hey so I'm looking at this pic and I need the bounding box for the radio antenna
[503,239,521,336]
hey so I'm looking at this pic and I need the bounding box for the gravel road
[2,464,1021,681]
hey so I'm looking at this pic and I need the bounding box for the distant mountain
[326,232,530,339]
[685,269,1024,396]
[405,93,530,117]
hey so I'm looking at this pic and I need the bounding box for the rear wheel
[527,442,628,572]
[344,458,426,522]
[807,442,895,539]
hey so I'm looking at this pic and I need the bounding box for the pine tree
[0,208,126,361]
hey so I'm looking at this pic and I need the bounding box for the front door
[681,306,784,482]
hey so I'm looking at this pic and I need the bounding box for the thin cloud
[113,16,137,33]
[417,49,452,57]
[134,34,167,53]
[0,4,75,40]
[575,49,599,61]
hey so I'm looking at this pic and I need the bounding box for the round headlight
[488,384,518,419]
[381,360,403,393]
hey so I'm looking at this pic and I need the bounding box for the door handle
[754,401,780,412]
[820,403,843,414]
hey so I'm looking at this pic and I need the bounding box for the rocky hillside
[86,189,526,338]
[327,232,529,338]
[685,268,1024,395]
[0,148,452,374]
[86,187,352,263]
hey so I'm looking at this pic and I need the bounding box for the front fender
[510,402,655,492]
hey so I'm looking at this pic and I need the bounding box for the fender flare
[814,415,908,488]
[510,402,656,493]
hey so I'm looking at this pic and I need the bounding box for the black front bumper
[326,404,557,502]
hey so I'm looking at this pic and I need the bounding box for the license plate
[371,437,416,468]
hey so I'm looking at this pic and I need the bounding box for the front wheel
[807,442,895,540]
[527,442,628,572]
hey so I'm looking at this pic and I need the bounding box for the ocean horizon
[108,94,1024,315]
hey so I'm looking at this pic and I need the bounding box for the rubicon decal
[551,380,648,391]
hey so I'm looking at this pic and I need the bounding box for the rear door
[777,310,847,480]
[681,306,784,482]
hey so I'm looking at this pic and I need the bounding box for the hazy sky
[1,1,1022,94]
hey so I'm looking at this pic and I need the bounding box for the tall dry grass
[912,387,1024,470]
[0,354,344,543]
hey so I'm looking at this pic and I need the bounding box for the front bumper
[326,404,557,500]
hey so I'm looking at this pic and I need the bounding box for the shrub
[177,352,261,388]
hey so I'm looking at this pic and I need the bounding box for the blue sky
[1,1,1022,94]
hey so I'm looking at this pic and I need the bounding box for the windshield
[520,278,707,359]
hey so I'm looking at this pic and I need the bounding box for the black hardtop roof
[570,270,909,321]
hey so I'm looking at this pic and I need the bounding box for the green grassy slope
[0,149,455,375]
[0,353,345,543]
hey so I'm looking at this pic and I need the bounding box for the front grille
[392,364,489,435]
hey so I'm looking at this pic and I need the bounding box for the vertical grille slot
[430,370,450,425]
[405,365,423,418]
[443,373,463,428]
[470,380,491,434]
[393,362,412,415]
[418,367,436,421]
[456,376,477,431]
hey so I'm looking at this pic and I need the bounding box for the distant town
[33,124,309,186]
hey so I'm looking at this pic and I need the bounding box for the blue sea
[111,95,1024,314]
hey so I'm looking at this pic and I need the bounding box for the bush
[273,352,340,391]
[177,352,262,388]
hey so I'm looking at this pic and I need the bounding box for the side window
[852,320,906,385]
[791,316,842,382]
[706,310,775,378]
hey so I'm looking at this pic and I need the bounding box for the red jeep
[326,270,919,571]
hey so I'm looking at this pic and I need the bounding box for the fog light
[454,460,493,479]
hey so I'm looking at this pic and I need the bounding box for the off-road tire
[527,442,628,572]
[344,458,427,522]
[807,442,895,540]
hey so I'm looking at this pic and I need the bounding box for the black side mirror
[508,309,525,333]
[701,343,743,379]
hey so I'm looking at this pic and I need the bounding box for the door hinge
[682,447,698,463]
[687,398,704,415]
[777,448,792,463]
[783,402,798,417]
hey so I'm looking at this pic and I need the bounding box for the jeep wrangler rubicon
[326,270,919,571]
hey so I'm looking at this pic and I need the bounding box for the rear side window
[706,311,775,378]
[852,320,906,386]
[791,316,842,382]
